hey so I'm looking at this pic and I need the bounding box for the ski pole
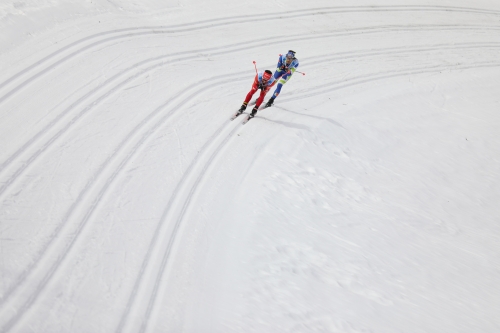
[252,61,258,74]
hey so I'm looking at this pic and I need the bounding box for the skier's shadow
[260,105,345,130]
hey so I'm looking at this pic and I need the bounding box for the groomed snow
[1,1,500,332]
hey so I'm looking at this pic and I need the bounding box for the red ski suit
[243,73,276,108]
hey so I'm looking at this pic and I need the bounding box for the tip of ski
[230,114,252,124]
[230,112,243,121]
[230,108,261,124]
[242,115,253,124]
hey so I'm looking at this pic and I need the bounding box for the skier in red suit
[237,70,276,118]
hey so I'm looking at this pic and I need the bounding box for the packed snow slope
[1,0,500,332]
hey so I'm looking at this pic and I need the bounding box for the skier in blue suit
[265,50,299,108]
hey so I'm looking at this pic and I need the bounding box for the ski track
[2,56,500,332]
[2,41,500,333]
[288,61,500,103]
[1,5,500,332]
[1,4,500,104]
[0,74,246,333]
[2,23,500,201]
[138,118,243,333]
[119,65,500,333]
[2,40,499,313]
[116,109,243,333]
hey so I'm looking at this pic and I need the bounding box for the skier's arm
[289,60,299,74]
[277,56,283,67]
[276,56,283,71]
[251,74,259,90]
[268,77,279,88]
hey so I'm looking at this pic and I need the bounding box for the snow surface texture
[1,0,500,332]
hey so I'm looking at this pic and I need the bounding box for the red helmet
[263,70,272,81]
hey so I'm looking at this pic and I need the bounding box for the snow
[1,0,500,332]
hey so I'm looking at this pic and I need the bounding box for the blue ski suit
[270,53,299,99]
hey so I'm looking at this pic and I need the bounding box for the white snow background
[1,0,500,332]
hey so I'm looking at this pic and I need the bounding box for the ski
[230,111,243,120]
[242,115,254,124]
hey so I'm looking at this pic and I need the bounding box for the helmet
[286,50,296,59]
[263,70,272,81]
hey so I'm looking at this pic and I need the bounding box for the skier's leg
[255,90,267,109]
[269,69,284,100]
[266,84,281,107]
[272,70,283,80]
[266,75,290,107]
[272,83,284,98]
[249,90,267,118]
[240,87,257,112]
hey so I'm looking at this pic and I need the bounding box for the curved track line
[2,38,498,253]
[1,5,499,104]
[2,35,479,307]
[0,27,500,330]
[137,62,500,333]
[2,23,499,197]
[286,61,500,103]
[1,42,499,332]
[0,74,248,333]
[138,122,242,333]
[117,63,500,332]
[320,42,500,63]
[117,114,242,333]
[1,4,498,90]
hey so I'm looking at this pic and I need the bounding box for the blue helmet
[286,50,296,59]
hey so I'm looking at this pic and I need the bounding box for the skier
[237,69,276,118]
[264,50,299,108]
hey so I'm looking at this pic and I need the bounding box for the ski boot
[265,97,275,108]
[248,107,258,118]
[238,103,247,114]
